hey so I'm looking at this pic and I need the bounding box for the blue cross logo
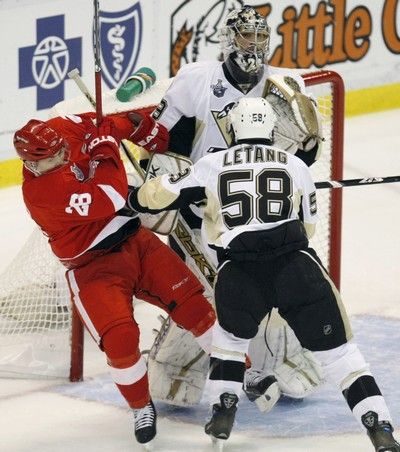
[19,15,82,110]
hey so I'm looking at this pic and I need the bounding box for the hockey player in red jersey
[13,113,215,448]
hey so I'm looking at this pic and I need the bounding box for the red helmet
[13,119,65,161]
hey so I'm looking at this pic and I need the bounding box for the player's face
[235,28,269,54]
[35,146,70,174]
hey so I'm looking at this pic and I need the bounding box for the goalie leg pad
[247,309,324,399]
[148,317,210,406]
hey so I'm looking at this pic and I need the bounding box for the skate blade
[211,436,225,451]
[255,381,281,413]
[141,439,155,451]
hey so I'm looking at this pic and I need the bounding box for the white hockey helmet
[227,97,276,143]
[219,5,271,73]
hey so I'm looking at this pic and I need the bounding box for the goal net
[0,70,344,380]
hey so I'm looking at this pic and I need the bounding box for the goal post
[0,69,345,382]
[304,70,344,288]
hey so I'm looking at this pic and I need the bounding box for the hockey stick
[67,1,102,122]
[172,218,216,292]
[92,0,103,125]
[67,68,96,110]
[316,175,400,189]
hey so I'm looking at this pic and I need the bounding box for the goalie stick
[316,175,400,189]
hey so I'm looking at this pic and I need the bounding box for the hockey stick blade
[316,175,400,189]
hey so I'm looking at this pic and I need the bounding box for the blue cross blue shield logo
[19,15,82,110]
[99,3,143,89]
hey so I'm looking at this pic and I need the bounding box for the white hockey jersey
[154,61,307,163]
[134,143,318,250]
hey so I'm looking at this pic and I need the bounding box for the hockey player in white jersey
[137,4,325,404]
[151,5,321,165]
[127,97,399,451]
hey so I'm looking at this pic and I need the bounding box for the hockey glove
[128,111,169,154]
[263,75,323,163]
[87,118,121,164]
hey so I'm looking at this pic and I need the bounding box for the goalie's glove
[263,75,324,165]
[128,111,169,154]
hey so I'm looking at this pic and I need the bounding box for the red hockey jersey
[22,113,139,269]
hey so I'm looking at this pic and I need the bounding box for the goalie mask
[227,97,276,144]
[219,5,271,74]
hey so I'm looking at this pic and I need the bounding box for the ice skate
[243,370,281,412]
[362,411,400,451]
[205,392,238,446]
[133,400,157,450]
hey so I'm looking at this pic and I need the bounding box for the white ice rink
[0,109,399,451]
